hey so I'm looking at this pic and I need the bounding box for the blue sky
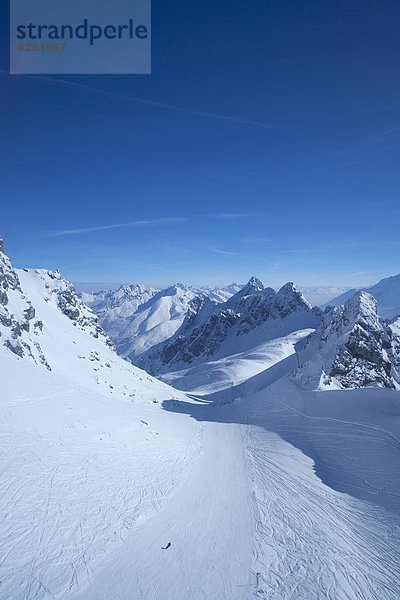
[1,0,400,288]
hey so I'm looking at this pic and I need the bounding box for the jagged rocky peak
[187,293,216,317]
[34,269,114,348]
[0,240,48,367]
[0,238,117,370]
[275,282,313,313]
[139,274,320,374]
[344,290,379,325]
[242,276,264,294]
[278,281,300,296]
[326,272,400,318]
[225,276,270,309]
[0,237,22,305]
[321,291,380,343]
[236,276,264,298]
[298,290,399,390]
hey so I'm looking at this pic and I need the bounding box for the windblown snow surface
[1,265,400,598]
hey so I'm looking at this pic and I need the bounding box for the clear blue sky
[1,0,400,288]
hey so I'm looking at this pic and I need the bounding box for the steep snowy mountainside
[0,237,51,368]
[0,238,181,398]
[296,291,400,390]
[389,316,400,383]
[326,273,400,318]
[114,284,203,360]
[139,278,320,374]
[390,315,400,336]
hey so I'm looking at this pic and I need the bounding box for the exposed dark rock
[139,279,318,373]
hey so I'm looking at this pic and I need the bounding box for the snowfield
[0,349,206,600]
[1,244,400,599]
[3,345,400,599]
[160,329,314,394]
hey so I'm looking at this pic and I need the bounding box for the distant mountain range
[138,277,321,375]
[80,282,243,360]
[3,232,397,393]
[325,273,400,319]
[76,281,354,308]
[78,272,400,378]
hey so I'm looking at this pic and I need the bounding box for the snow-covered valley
[1,240,400,599]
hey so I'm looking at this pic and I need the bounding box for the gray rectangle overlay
[10,0,151,74]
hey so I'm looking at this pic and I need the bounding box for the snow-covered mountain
[81,284,159,340]
[114,284,206,359]
[326,273,400,318]
[82,282,243,361]
[0,238,188,398]
[2,238,400,600]
[296,291,400,390]
[139,277,321,374]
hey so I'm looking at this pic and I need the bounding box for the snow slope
[326,273,400,318]
[161,329,313,394]
[240,378,400,599]
[0,243,253,600]
[0,350,206,600]
[2,240,400,600]
[159,363,400,599]
[5,347,399,599]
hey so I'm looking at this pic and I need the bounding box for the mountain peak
[246,276,264,291]
[277,281,296,294]
[297,289,398,390]
[325,272,400,319]
[343,290,378,326]
[276,282,313,310]
[232,277,264,299]
[0,237,4,254]
[223,276,265,308]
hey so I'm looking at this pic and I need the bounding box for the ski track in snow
[239,385,400,599]
[0,383,204,600]
[69,421,253,600]
[1,373,400,599]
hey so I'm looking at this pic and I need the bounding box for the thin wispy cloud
[209,212,262,219]
[207,245,239,257]
[0,70,273,131]
[52,217,188,236]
